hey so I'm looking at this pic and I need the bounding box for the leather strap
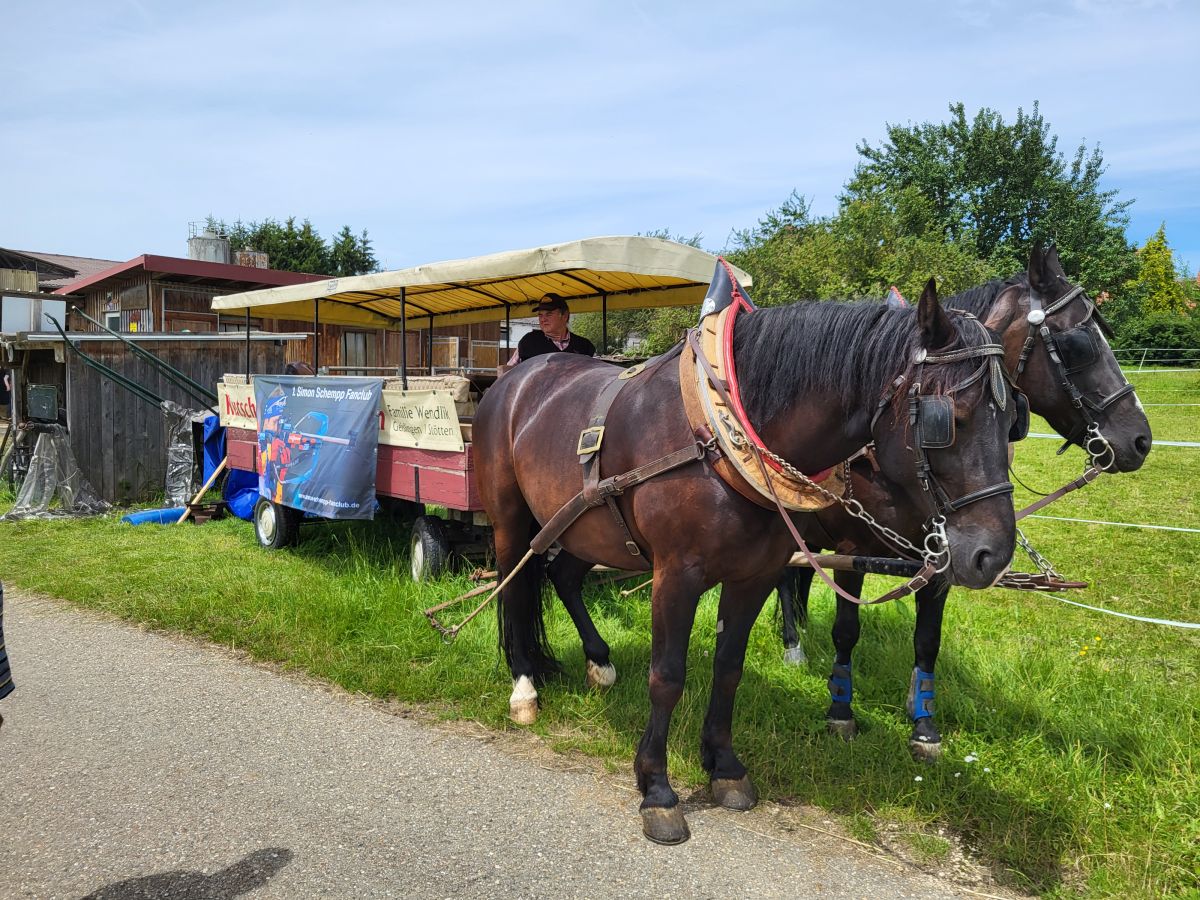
[1015,466,1100,521]
[530,441,711,554]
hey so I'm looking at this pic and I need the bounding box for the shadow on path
[82,848,293,900]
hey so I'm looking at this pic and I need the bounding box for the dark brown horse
[474,280,1020,844]
[775,245,1152,758]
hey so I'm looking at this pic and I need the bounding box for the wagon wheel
[410,515,451,581]
[254,497,302,549]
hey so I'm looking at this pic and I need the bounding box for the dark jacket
[517,330,595,362]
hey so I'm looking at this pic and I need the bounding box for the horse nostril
[972,548,993,575]
[1135,435,1151,456]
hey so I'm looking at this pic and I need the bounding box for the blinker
[1009,391,1031,443]
[1055,326,1099,374]
[916,395,955,449]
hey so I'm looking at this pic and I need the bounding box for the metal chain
[744,435,949,568]
[1015,525,1063,579]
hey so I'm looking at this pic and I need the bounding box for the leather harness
[528,349,711,559]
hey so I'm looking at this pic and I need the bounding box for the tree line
[204,216,378,279]
[211,102,1199,364]
[578,102,1198,363]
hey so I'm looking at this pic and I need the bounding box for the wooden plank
[378,443,473,472]
[227,438,258,473]
[377,461,482,511]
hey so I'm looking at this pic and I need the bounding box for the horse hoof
[909,738,942,762]
[585,660,616,689]
[782,644,807,666]
[826,718,858,741]
[510,699,538,725]
[640,805,690,845]
[711,775,758,811]
[509,675,538,725]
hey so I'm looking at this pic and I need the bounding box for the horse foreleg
[635,571,702,845]
[547,551,615,689]
[908,579,949,761]
[825,571,864,740]
[700,574,775,812]
[778,567,814,665]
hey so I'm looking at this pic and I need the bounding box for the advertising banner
[254,376,382,520]
[380,389,464,452]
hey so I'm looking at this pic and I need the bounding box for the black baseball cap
[532,293,568,313]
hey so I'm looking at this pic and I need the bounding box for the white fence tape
[1025,514,1200,534]
[1047,594,1200,629]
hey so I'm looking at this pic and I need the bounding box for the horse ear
[1028,245,1047,293]
[1045,244,1066,277]
[917,278,954,349]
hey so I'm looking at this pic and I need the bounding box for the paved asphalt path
[0,590,989,899]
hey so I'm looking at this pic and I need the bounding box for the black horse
[775,246,1152,758]
[474,279,1020,844]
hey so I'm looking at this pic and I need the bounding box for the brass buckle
[577,426,605,456]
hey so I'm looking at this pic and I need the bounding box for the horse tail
[497,543,562,683]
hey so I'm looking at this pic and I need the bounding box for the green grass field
[0,368,1195,897]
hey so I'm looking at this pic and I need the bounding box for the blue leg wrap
[828,664,852,705]
[907,668,935,721]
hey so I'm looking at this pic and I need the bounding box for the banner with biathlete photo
[254,376,382,520]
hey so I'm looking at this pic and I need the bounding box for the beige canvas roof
[211,236,751,329]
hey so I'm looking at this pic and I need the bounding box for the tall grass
[0,369,1195,897]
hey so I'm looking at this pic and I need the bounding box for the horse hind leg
[548,551,615,689]
[778,567,814,666]
[493,505,560,726]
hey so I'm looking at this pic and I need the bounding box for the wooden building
[3,332,304,503]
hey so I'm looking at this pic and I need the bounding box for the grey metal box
[27,384,57,421]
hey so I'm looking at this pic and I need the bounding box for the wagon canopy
[210,236,752,329]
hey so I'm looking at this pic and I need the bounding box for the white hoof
[509,675,538,725]
[783,644,807,666]
[586,660,617,689]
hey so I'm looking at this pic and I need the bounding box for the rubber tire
[254,497,301,549]
[410,515,451,581]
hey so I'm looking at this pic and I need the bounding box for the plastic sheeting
[162,401,197,507]
[1,425,110,520]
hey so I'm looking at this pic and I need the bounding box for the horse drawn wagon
[210,236,749,580]
[213,238,1150,844]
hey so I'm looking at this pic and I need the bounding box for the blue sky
[3,0,1197,278]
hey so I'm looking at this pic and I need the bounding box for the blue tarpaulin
[201,414,258,520]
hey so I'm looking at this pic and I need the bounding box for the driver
[508,294,595,364]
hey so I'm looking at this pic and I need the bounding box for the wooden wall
[64,339,288,504]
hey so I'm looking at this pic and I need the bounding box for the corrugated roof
[8,250,122,290]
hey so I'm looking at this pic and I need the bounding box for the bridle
[866,313,1017,573]
[1014,279,1137,471]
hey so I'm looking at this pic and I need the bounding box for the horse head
[870,279,1018,589]
[984,245,1151,472]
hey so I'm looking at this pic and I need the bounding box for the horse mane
[945,273,1026,318]
[732,299,997,430]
